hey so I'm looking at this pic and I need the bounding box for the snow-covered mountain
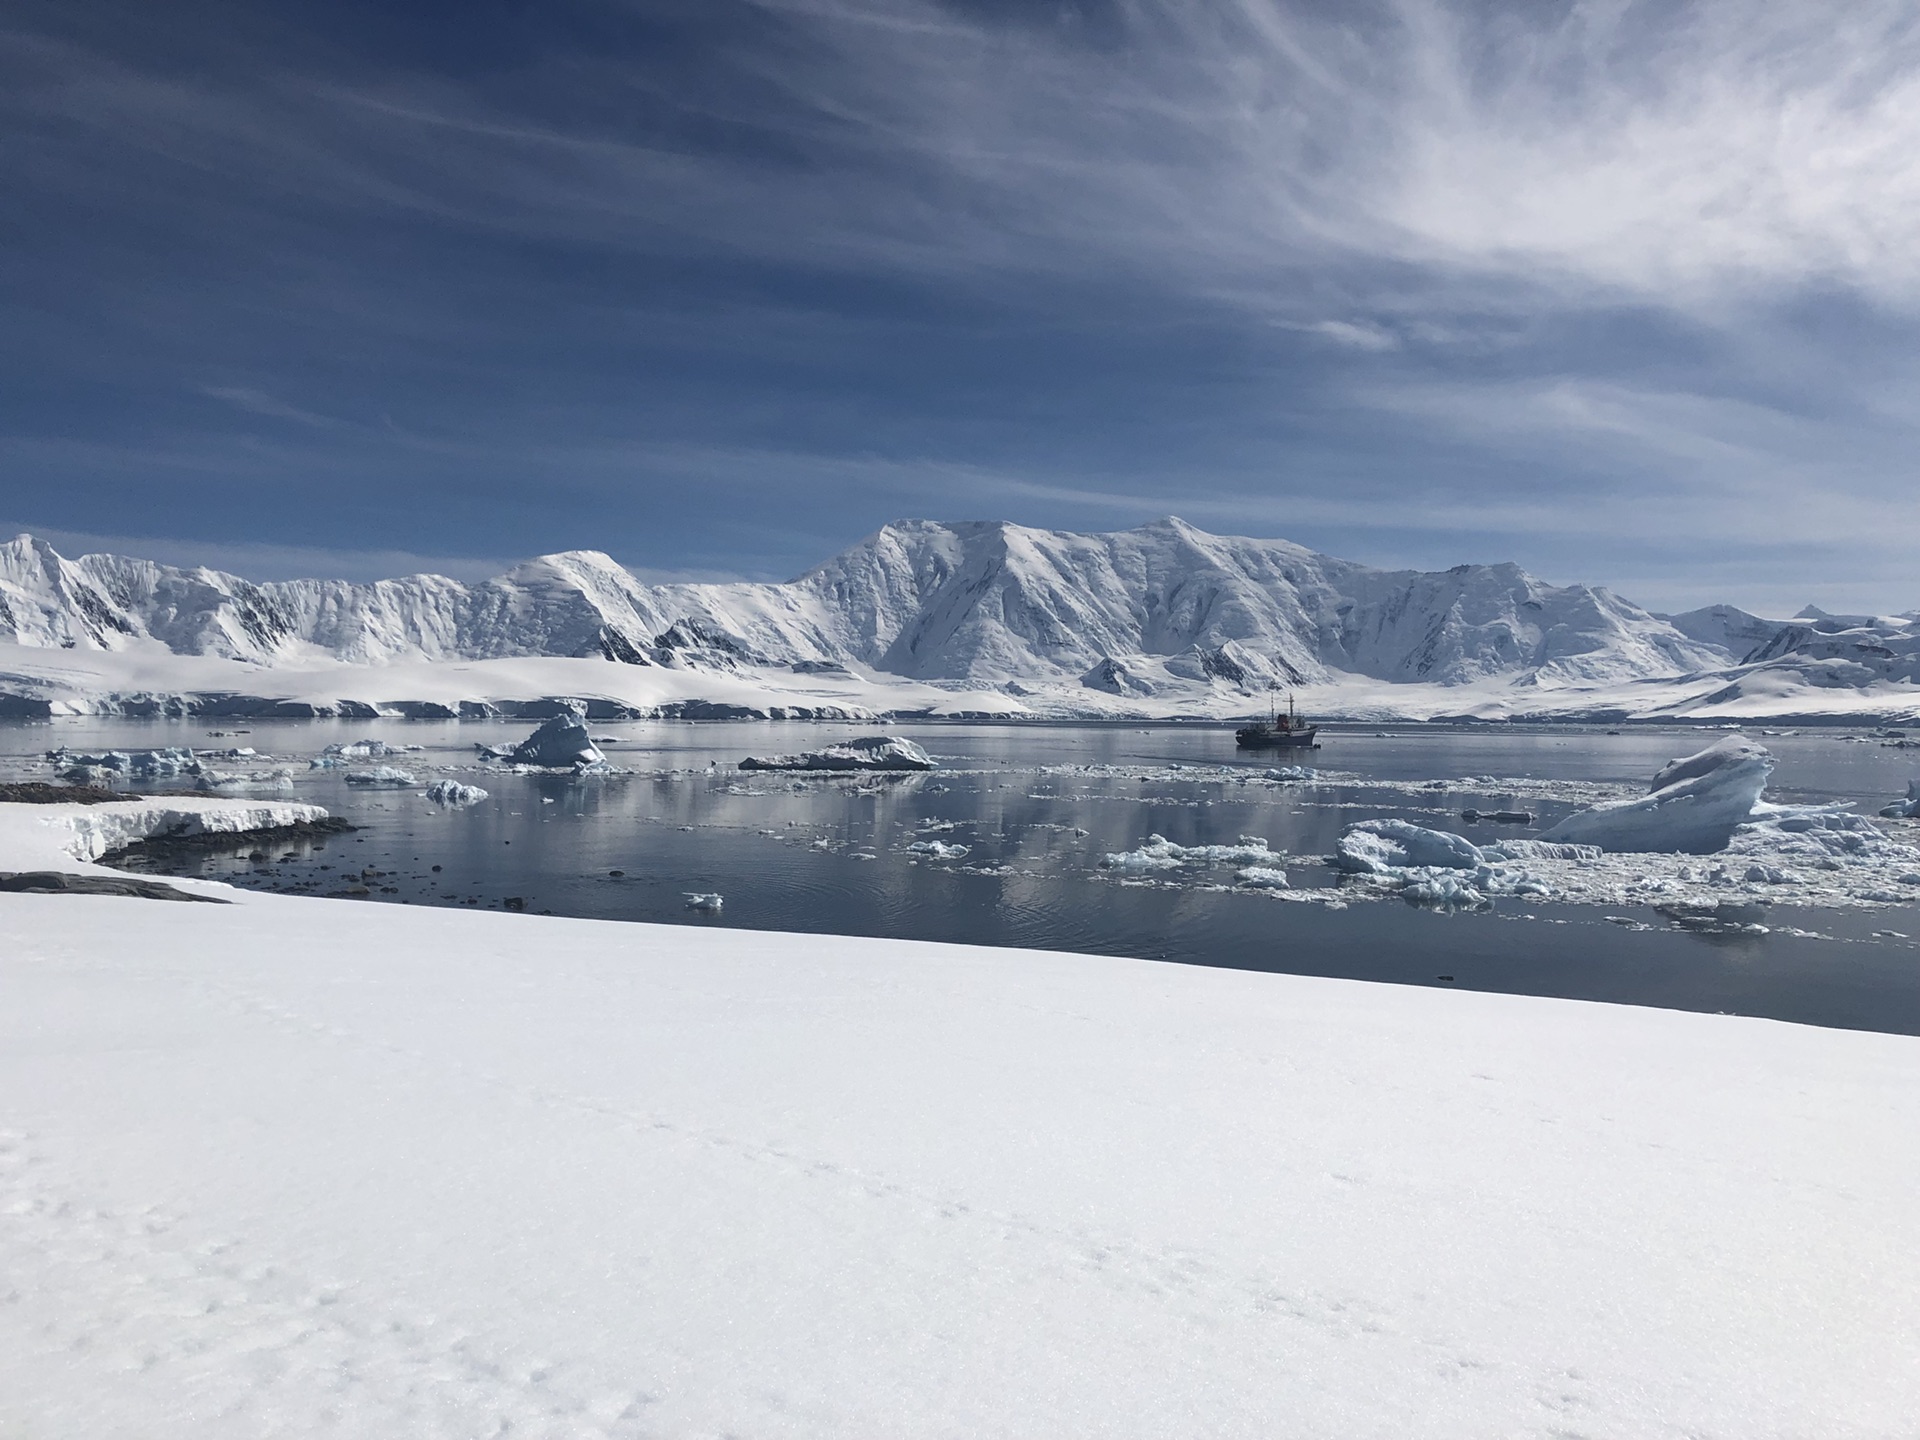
[0,521,1731,697]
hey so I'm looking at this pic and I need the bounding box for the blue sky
[3,0,1917,614]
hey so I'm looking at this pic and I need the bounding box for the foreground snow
[2,802,1917,1436]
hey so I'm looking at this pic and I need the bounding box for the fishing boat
[1235,687,1320,750]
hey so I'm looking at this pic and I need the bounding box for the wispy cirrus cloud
[3,1,1919,612]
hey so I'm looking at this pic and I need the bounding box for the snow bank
[1,893,1916,1436]
[739,735,935,772]
[0,796,332,871]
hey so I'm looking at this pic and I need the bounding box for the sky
[3,0,1918,615]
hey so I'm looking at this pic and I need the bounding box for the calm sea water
[7,717,1920,1034]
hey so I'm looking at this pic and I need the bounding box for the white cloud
[201,387,342,428]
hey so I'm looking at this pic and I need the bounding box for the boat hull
[1235,725,1320,750]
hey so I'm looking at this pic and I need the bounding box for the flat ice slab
[739,734,935,771]
[2,864,1917,1436]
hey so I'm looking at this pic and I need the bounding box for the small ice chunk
[344,767,417,787]
[683,892,724,911]
[907,840,971,859]
[1879,779,1920,819]
[1265,765,1317,782]
[425,780,489,806]
[323,739,400,760]
[1236,866,1291,889]
[1102,834,1281,872]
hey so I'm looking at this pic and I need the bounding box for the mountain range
[2,520,1915,720]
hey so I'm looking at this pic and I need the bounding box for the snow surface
[1,797,1917,1436]
[0,796,330,875]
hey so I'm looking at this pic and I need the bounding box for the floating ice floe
[1330,738,1920,910]
[321,739,401,761]
[684,892,724,911]
[1880,780,1920,819]
[480,712,606,769]
[425,780,489,806]
[907,840,971,859]
[1235,866,1292,889]
[197,767,295,791]
[344,767,418,788]
[50,747,202,780]
[739,735,935,772]
[1265,766,1317,782]
[1101,833,1283,875]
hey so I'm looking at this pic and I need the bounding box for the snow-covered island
[5,521,1919,724]
[2,791,1918,1436]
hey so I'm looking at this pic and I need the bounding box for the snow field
[1,881,1917,1438]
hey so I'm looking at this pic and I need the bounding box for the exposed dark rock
[104,816,355,870]
[0,782,137,805]
[0,870,229,902]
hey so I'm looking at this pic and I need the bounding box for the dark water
[7,717,1920,1034]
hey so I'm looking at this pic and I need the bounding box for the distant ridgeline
[1,521,1915,711]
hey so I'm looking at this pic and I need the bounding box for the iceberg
[739,736,935,772]
[425,780,490,806]
[1880,779,1920,819]
[322,739,401,760]
[1335,819,1482,874]
[484,712,606,769]
[344,767,417,788]
[1538,737,1773,854]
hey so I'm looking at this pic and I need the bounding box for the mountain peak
[0,521,1730,689]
